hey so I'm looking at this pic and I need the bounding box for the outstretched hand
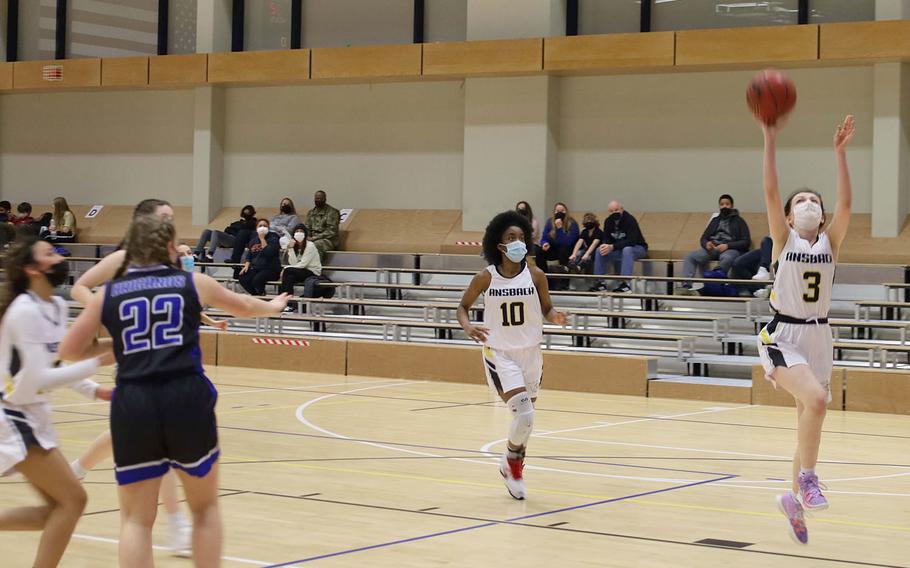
[834,115,855,152]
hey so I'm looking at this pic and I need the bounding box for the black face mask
[517,208,529,218]
[314,200,326,209]
[719,207,732,217]
[45,260,69,287]
[280,205,292,215]
[584,222,596,230]
[608,212,622,223]
[554,212,566,221]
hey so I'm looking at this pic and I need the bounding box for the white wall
[221,81,465,210]
[0,90,195,206]
[558,67,874,215]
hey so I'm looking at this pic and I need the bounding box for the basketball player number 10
[500,302,525,327]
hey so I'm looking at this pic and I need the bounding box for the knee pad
[506,392,535,448]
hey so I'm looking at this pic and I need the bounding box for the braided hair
[115,215,179,278]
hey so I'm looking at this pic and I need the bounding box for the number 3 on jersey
[120,294,185,354]
[802,271,821,303]
[500,301,525,327]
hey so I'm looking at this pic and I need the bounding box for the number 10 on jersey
[500,302,525,327]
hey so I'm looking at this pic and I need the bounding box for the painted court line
[263,475,735,567]
[72,533,272,566]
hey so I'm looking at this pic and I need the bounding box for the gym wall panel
[200,331,218,367]
[544,32,675,74]
[845,368,910,415]
[208,50,311,85]
[541,351,653,396]
[0,63,12,91]
[149,53,208,86]
[101,57,150,88]
[675,25,819,67]
[346,340,486,384]
[423,38,543,77]
[0,89,195,206]
[648,380,752,404]
[217,333,347,375]
[820,20,910,61]
[221,81,464,209]
[13,59,101,90]
[311,44,422,81]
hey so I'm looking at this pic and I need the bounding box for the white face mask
[792,200,823,232]
[294,232,306,242]
[257,226,269,236]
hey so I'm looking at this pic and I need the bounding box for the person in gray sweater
[270,197,301,237]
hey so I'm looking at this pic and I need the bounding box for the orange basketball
[746,69,797,126]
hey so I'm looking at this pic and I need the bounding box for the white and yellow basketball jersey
[770,228,835,320]
[483,263,543,350]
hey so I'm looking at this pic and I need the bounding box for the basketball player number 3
[119,294,185,354]
[802,271,821,303]
[500,301,525,327]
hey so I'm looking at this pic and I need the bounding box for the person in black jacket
[238,218,282,295]
[194,205,257,263]
[590,201,649,293]
[678,194,751,292]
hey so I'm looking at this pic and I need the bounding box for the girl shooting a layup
[457,211,566,500]
[0,237,113,567]
[758,115,855,544]
[60,215,288,567]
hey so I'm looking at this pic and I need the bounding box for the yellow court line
[632,499,910,533]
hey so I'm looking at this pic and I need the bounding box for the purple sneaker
[798,472,829,511]
[776,493,808,545]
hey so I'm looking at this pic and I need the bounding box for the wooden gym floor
[1,366,907,567]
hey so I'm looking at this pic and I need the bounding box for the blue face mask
[502,241,527,263]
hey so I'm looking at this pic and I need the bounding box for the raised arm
[825,115,855,253]
[71,250,125,305]
[761,122,791,255]
[193,273,288,318]
[457,270,492,343]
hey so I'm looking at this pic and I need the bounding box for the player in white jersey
[758,115,855,544]
[0,236,113,567]
[458,211,566,499]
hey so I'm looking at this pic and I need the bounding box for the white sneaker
[690,282,704,292]
[70,459,87,480]
[753,266,771,280]
[168,513,192,557]
[499,453,527,500]
[754,286,771,299]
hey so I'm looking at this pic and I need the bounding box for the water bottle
[180,254,195,272]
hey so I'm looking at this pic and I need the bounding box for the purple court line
[263,474,736,567]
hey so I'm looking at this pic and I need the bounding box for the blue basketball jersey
[101,265,203,383]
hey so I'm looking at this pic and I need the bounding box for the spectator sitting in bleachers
[238,219,282,296]
[730,235,774,297]
[40,197,77,246]
[278,223,324,313]
[10,202,35,227]
[515,201,540,254]
[568,212,602,275]
[195,204,257,263]
[590,201,649,293]
[271,197,301,238]
[535,202,579,281]
[0,201,10,223]
[305,190,341,262]
[677,194,751,294]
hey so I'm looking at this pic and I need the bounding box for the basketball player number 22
[500,302,525,327]
[802,271,821,303]
[119,294,185,354]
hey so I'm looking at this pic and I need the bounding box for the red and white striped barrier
[251,337,310,347]
[455,241,482,246]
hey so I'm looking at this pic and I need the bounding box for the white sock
[70,459,87,479]
[169,511,187,528]
[799,467,815,477]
